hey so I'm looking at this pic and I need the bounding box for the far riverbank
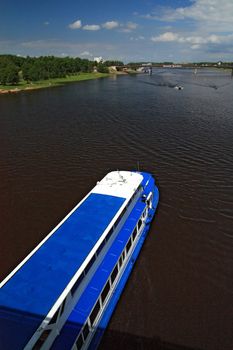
[0,72,110,94]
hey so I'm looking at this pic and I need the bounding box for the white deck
[93,171,143,199]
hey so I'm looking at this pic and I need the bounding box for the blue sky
[1,0,233,62]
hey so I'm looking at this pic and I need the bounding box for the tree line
[0,55,124,85]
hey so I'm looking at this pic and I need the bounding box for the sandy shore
[0,86,40,94]
[0,88,20,94]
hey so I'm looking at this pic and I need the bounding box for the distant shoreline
[0,72,110,94]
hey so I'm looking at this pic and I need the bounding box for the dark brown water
[0,69,232,350]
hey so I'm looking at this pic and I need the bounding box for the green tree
[0,64,19,85]
[97,63,109,73]
[1,53,112,84]
[104,60,124,67]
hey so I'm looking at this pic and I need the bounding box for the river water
[0,69,232,350]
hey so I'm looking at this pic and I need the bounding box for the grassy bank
[0,72,109,93]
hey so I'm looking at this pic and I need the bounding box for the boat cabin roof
[0,171,143,346]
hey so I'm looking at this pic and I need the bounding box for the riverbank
[0,72,109,94]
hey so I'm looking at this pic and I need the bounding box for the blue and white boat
[0,171,159,350]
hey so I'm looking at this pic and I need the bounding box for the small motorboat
[174,85,184,90]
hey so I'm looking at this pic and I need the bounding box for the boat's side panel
[89,174,159,349]
[89,215,153,350]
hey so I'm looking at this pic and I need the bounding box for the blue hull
[88,182,159,349]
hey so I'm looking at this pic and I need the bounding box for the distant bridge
[116,64,233,69]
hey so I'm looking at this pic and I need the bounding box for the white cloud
[146,1,233,32]
[119,28,132,33]
[191,44,201,50]
[151,31,233,46]
[18,39,116,58]
[151,32,179,42]
[83,24,100,31]
[126,22,138,30]
[44,21,50,26]
[130,35,145,41]
[69,20,137,33]
[102,21,119,29]
[69,20,82,30]
[80,51,93,57]
[171,0,233,25]
[144,1,233,58]
[119,22,138,33]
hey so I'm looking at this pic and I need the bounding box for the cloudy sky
[1,0,233,62]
